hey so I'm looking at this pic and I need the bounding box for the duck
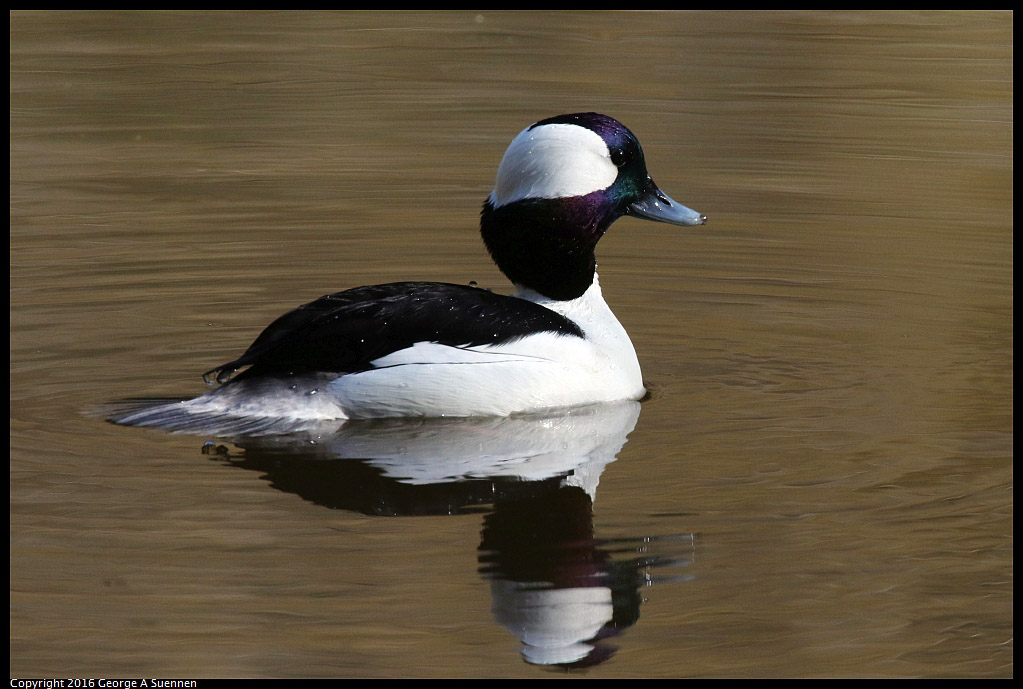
[112,112,705,432]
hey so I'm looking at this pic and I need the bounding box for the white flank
[325,276,644,418]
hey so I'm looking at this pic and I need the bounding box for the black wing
[204,281,584,384]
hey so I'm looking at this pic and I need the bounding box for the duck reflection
[479,486,694,667]
[192,400,694,667]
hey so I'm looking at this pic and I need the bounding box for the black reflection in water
[207,445,572,516]
[199,401,694,668]
[480,486,694,668]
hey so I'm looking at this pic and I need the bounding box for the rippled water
[10,11,1012,678]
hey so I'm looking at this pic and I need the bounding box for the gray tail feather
[99,397,340,437]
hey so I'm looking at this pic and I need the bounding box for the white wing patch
[367,340,553,369]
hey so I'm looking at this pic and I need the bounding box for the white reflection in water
[188,400,695,667]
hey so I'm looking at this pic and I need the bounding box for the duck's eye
[610,148,627,168]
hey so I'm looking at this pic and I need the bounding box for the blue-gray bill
[628,184,706,226]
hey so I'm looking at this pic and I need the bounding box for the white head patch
[489,122,618,208]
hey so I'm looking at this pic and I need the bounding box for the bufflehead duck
[113,113,705,431]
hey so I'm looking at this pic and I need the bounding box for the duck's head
[481,112,706,300]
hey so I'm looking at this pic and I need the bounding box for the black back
[205,281,584,383]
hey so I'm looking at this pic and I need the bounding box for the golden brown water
[10,10,1012,678]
